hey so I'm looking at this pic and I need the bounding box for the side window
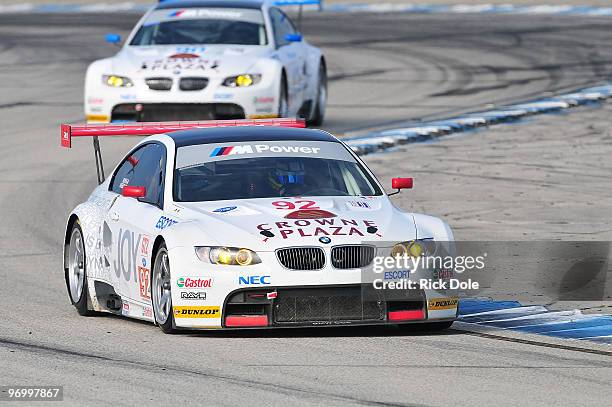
[110,143,166,207]
[270,8,297,48]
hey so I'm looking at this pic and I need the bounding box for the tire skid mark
[0,338,425,407]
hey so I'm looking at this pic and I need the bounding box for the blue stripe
[210,147,222,157]
[457,299,612,344]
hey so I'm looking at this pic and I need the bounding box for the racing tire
[307,63,327,127]
[278,75,289,118]
[66,221,94,316]
[152,243,177,334]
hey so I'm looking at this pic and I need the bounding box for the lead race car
[61,119,457,333]
[85,0,327,125]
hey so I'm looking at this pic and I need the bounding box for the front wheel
[152,243,176,334]
[307,63,327,127]
[66,221,93,316]
[278,77,288,118]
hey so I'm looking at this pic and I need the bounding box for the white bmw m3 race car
[85,0,327,125]
[61,119,457,333]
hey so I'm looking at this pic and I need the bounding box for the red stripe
[388,310,425,321]
[60,119,306,148]
[222,146,234,155]
[226,315,268,327]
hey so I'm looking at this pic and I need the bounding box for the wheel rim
[68,228,85,303]
[153,249,172,324]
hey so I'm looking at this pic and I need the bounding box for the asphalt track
[0,10,611,406]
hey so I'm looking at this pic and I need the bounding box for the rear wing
[61,118,306,184]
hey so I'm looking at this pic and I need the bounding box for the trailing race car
[85,0,327,125]
[61,119,457,333]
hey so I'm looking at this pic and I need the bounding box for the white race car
[61,119,457,333]
[85,0,327,125]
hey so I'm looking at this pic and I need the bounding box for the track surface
[0,11,611,406]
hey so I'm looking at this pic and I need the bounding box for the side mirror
[285,33,303,43]
[105,33,121,45]
[122,185,146,199]
[389,177,413,196]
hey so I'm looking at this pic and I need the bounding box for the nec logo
[210,145,321,157]
[238,275,271,285]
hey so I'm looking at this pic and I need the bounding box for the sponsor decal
[214,93,233,100]
[181,292,207,300]
[213,206,237,213]
[173,306,220,318]
[428,297,459,310]
[209,144,321,157]
[120,94,137,101]
[177,277,213,289]
[254,96,275,104]
[176,46,206,54]
[257,218,378,240]
[383,270,411,280]
[140,54,219,73]
[347,201,371,209]
[168,9,243,19]
[137,266,151,300]
[238,275,271,285]
[266,291,278,300]
[432,268,454,280]
[113,228,141,282]
[142,306,153,318]
[285,209,337,219]
[155,216,178,230]
[87,97,104,104]
[122,302,130,315]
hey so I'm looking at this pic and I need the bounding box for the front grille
[274,286,385,324]
[179,77,209,91]
[145,77,172,91]
[276,247,325,270]
[111,103,245,122]
[331,245,376,269]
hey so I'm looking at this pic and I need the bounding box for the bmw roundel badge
[319,236,331,244]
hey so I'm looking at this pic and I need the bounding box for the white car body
[63,125,457,331]
[85,0,326,124]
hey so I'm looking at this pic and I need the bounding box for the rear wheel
[307,63,327,127]
[66,221,93,316]
[152,243,176,334]
[278,76,288,118]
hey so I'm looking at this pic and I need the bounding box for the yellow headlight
[103,75,133,88]
[391,243,408,258]
[107,76,123,87]
[408,242,424,257]
[236,74,254,87]
[236,249,253,266]
[217,248,233,265]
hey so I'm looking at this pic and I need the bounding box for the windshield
[174,141,383,202]
[130,8,267,46]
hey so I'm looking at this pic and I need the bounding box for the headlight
[391,240,436,258]
[222,74,262,88]
[103,74,133,88]
[195,246,262,266]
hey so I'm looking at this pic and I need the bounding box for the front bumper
[167,246,459,330]
[85,77,279,123]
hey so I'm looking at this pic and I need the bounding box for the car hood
[175,196,417,251]
[110,45,269,78]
